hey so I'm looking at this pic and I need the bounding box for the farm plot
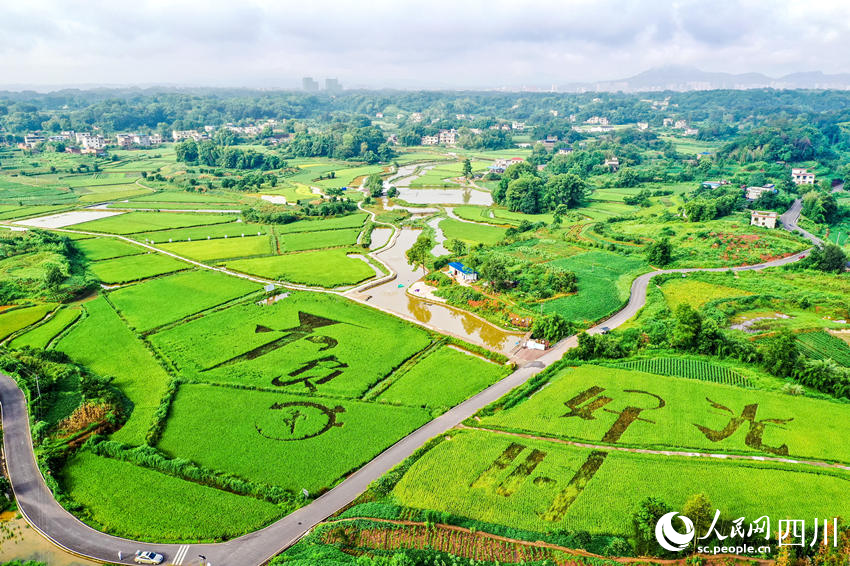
[660,278,754,310]
[88,253,187,284]
[378,346,508,410]
[476,364,850,464]
[452,206,554,227]
[159,235,273,261]
[149,291,432,398]
[611,357,750,387]
[797,331,850,366]
[9,306,81,349]
[56,297,171,444]
[108,201,242,211]
[62,452,282,542]
[75,237,144,261]
[107,269,261,333]
[74,183,152,203]
[439,219,506,246]
[0,205,71,220]
[157,383,431,493]
[71,212,235,234]
[126,191,246,203]
[542,251,647,323]
[393,429,850,536]
[223,250,376,287]
[133,222,269,243]
[276,213,368,234]
[0,303,56,341]
[280,228,360,252]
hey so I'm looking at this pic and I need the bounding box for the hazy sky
[2,0,849,90]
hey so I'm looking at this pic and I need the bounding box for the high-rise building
[302,77,319,92]
[325,78,342,93]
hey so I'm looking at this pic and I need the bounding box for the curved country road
[0,206,820,566]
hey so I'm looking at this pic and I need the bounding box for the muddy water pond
[349,229,522,354]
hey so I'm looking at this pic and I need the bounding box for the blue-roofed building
[447,262,479,283]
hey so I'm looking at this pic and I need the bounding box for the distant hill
[560,66,850,92]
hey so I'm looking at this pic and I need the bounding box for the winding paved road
[0,204,820,566]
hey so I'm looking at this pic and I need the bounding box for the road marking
[172,545,190,565]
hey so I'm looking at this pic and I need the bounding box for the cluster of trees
[798,243,848,273]
[242,197,357,224]
[683,184,747,222]
[569,292,850,401]
[176,140,286,170]
[0,231,94,303]
[285,128,394,162]
[221,172,277,191]
[802,190,842,224]
[492,162,589,214]
[720,125,836,163]
[462,251,577,301]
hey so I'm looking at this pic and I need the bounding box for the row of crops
[797,331,850,367]
[611,357,750,387]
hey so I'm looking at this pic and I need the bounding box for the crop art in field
[472,377,798,524]
[203,310,361,392]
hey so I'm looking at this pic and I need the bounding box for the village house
[385,134,398,145]
[663,118,674,127]
[438,129,458,145]
[636,122,649,130]
[447,262,479,283]
[511,121,525,131]
[585,116,609,125]
[557,147,573,155]
[116,133,135,148]
[21,134,45,148]
[791,168,816,185]
[421,135,439,146]
[684,127,699,136]
[674,120,688,129]
[410,112,423,123]
[604,157,620,171]
[375,112,384,118]
[149,134,163,145]
[76,133,106,150]
[745,184,776,200]
[750,210,778,229]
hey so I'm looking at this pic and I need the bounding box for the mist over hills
[558,65,850,92]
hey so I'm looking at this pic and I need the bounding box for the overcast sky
[2,0,849,90]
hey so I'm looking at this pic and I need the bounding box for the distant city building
[750,210,777,229]
[302,77,319,92]
[791,168,816,185]
[325,78,342,93]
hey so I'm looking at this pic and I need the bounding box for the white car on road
[134,550,164,564]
